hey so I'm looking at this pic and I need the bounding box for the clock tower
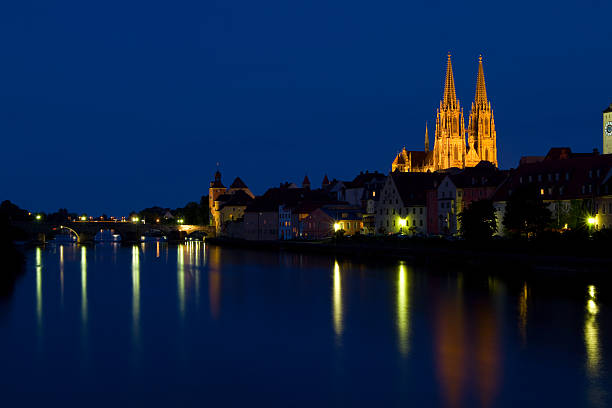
[604,103,612,154]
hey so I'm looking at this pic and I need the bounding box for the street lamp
[587,217,596,226]
[35,214,42,221]
[333,222,341,232]
[178,219,184,224]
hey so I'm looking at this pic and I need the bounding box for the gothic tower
[467,55,497,167]
[209,169,226,226]
[434,53,466,170]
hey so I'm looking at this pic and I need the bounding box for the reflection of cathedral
[392,54,498,172]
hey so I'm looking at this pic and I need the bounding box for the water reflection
[518,282,528,346]
[475,304,501,408]
[208,245,221,319]
[435,282,466,408]
[396,262,411,357]
[59,245,64,304]
[81,246,87,325]
[585,285,603,407]
[178,245,185,318]
[132,245,140,342]
[333,261,343,343]
[36,247,42,334]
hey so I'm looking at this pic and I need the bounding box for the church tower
[603,103,612,154]
[467,55,497,166]
[433,53,466,170]
[209,169,226,226]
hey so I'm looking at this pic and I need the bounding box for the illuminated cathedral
[392,53,498,173]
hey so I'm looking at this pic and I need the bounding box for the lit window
[540,188,544,195]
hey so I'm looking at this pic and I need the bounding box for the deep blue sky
[1,0,611,215]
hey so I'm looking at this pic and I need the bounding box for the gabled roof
[303,175,310,185]
[230,177,248,189]
[391,172,442,206]
[345,171,385,188]
[603,103,612,113]
[219,190,254,209]
[322,174,330,186]
[245,186,337,213]
[448,162,507,189]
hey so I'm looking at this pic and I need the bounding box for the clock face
[607,122,612,135]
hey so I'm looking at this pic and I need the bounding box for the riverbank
[206,236,612,273]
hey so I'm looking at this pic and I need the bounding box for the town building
[301,205,364,239]
[391,54,498,173]
[208,170,254,233]
[430,162,507,235]
[491,147,612,235]
[375,172,441,235]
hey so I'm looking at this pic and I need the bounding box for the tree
[502,185,552,238]
[458,199,497,240]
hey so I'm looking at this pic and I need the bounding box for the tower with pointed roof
[433,53,466,170]
[467,55,497,167]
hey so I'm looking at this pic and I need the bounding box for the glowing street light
[333,222,341,232]
[398,218,407,228]
[587,217,596,226]
[178,219,184,224]
[35,214,42,221]
[80,215,87,221]
[131,217,140,223]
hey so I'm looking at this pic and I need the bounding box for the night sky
[2,0,611,215]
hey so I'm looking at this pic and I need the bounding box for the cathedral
[392,53,498,173]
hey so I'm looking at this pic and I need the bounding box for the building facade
[392,54,498,173]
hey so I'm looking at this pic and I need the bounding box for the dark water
[0,243,609,407]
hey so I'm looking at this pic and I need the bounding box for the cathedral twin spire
[392,53,498,173]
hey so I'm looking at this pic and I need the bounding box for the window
[555,173,559,181]
[540,188,545,195]
[582,185,585,194]
[412,219,416,226]
[392,209,395,215]
[413,208,416,214]
[420,220,423,226]
[528,175,533,182]
[519,176,523,184]
[538,174,542,182]
[548,174,552,181]
[597,169,601,177]
[548,188,552,195]
[420,208,423,215]
[589,170,593,178]
[589,184,592,193]
[566,172,570,181]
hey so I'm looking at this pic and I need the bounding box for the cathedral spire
[424,122,430,153]
[442,52,457,109]
[474,54,488,107]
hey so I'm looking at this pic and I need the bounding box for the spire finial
[442,53,457,109]
[474,54,488,106]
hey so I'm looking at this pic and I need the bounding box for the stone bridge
[11,221,215,243]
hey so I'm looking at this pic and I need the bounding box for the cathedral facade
[392,54,498,173]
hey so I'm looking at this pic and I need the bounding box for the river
[0,243,609,407]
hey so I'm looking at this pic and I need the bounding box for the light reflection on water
[396,262,411,357]
[3,244,609,407]
[333,260,343,343]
